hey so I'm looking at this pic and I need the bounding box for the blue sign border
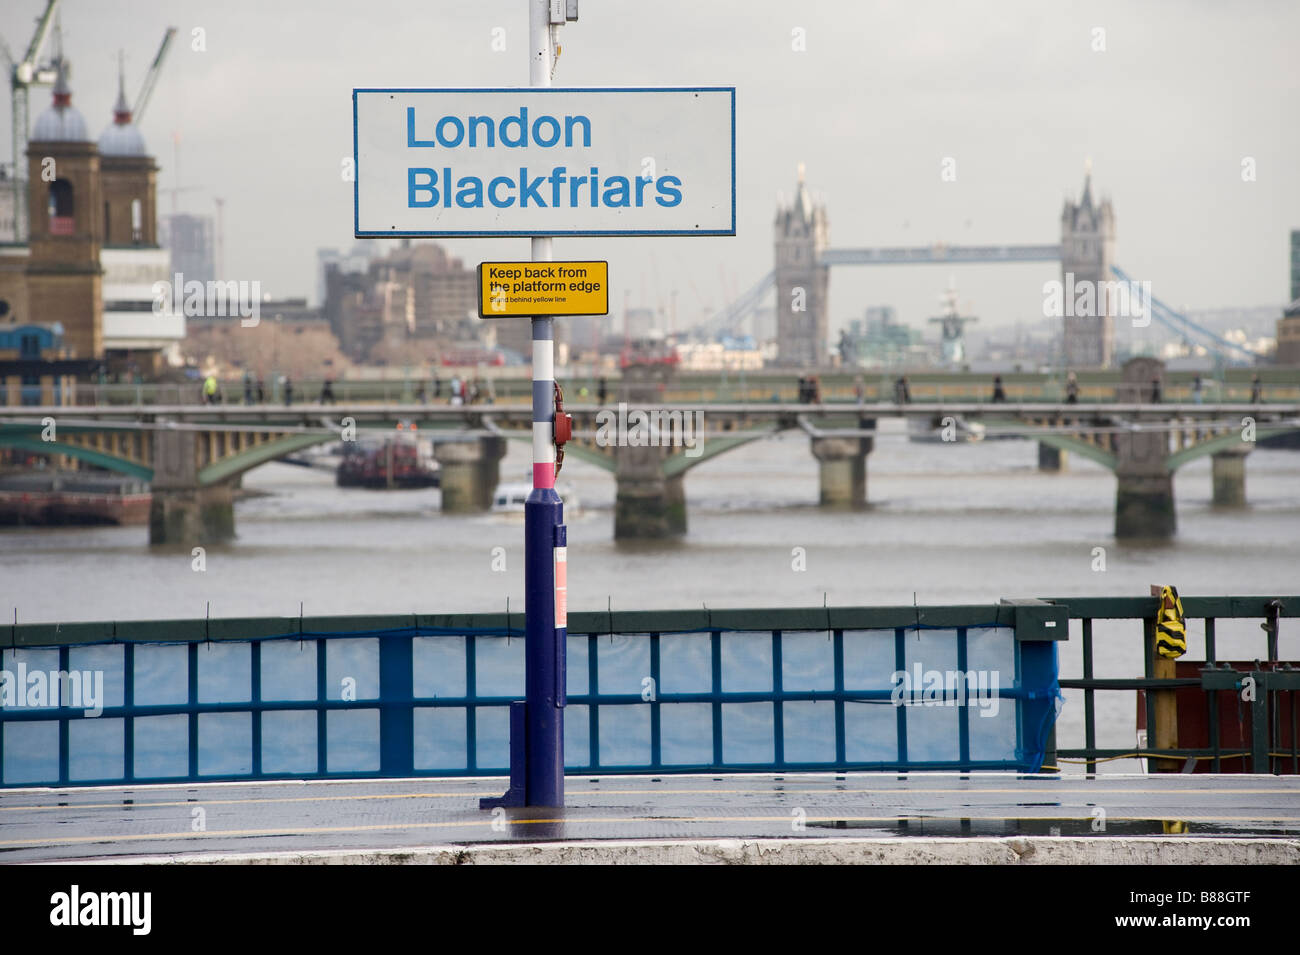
[352,86,736,238]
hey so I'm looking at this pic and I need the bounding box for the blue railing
[0,605,1063,787]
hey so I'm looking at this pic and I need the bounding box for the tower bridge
[706,166,1254,368]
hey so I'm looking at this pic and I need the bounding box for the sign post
[484,0,567,809]
[353,2,734,810]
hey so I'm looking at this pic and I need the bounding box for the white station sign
[353,87,735,237]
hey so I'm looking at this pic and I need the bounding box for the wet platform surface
[2,773,1298,863]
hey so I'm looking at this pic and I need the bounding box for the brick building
[0,58,180,375]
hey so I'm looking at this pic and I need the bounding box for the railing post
[1205,618,1220,772]
[1148,586,1180,772]
[1082,617,1096,775]
[1250,671,1270,773]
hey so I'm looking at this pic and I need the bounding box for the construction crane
[132,26,176,123]
[158,130,201,215]
[1,0,62,242]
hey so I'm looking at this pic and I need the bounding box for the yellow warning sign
[478,261,609,318]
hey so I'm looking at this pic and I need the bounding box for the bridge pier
[1211,447,1249,507]
[1038,443,1066,472]
[150,484,236,547]
[149,428,236,547]
[434,436,506,512]
[811,418,873,508]
[612,360,689,539]
[1114,358,1174,539]
[812,437,866,508]
[615,470,686,539]
[1115,473,1176,539]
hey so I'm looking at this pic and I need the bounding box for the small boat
[336,439,439,489]
[0,472,151,526]
[907,414,986,443]
[491,480,580,513]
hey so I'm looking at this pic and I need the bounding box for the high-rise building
[1277,231,1300,365]
[623,307,657,339]
[321,241,479,363]
[1290,229,1299,303]
[161,213,214,285]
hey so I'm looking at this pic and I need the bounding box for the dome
[98,69,148,157]
[32,101,89,143]
[31,59,89,144]
[98,123,147,156]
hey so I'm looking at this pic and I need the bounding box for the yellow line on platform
[0,791,481,812]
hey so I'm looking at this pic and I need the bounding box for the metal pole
[524,0,565,807]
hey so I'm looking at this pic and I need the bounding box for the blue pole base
[480,489,566,810]
[479,700,528,809]
[524,489,565,807]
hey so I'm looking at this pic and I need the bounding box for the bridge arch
[0,435,153,481]
[1166,424,1300,471]
[196,432,337,485]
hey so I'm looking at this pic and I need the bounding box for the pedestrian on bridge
[203,374,219,405]
[893,375,911,403]
[284,376,294,407]
[991,375,1006,403]
[598,376,608,405]
[1065,372,1079,404]
[243,372,254,405]
[1150,377,1162,403]
[1251,375,1263,404]
[320,378,336,404]
[256,376,265,404]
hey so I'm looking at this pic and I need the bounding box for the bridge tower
[773,164,829,367]
[1060,164,1116,368]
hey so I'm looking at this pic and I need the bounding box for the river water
[3,421,1297,769]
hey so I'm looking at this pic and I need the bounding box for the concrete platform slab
[2,772,1298,864]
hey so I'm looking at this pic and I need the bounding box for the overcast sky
[3,0,1297,336]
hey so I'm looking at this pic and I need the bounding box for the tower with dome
[0,46,176,375]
